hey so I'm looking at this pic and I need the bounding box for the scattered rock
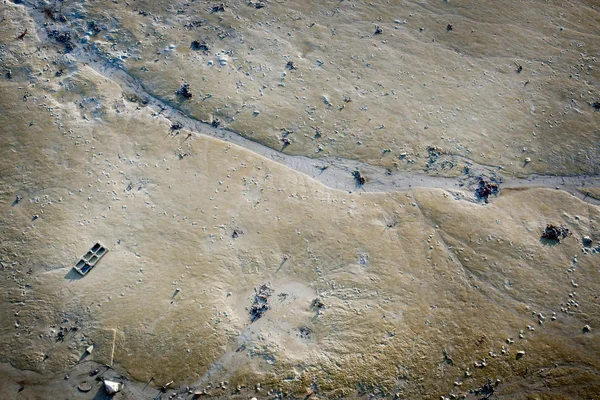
[374,25,383,35]
[48,30,74,52]
[215,52,229,66]
[583,325,591,333]
[86,345,94,354]
[516,350,525,360]
[425,145,449,170]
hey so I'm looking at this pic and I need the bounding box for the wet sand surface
[1,1,600,399]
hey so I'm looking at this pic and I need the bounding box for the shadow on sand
[64,268,84,281]
[539,237,560,247]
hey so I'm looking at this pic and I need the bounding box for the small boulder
[104,380,123,395]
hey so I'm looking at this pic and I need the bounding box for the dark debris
[352,170,366,186]
[232,229,243,238]
[475,178,499,203]
[250,284,272,322]
[175,83,193,99]
[212,4,225,13]
[472,378,495,400]
[191,40,210,51]
[299,326,312,339]
[311,298,325,310]
[426,145,443,169]
[48,30,74,52]
[541,224,570,243]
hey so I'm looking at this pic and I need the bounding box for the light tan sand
[1,1,600,399]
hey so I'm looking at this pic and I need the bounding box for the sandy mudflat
[1,1,599,399]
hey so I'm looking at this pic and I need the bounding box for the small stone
[516,350,525,360]
[86,345,94,354]
[582,236,592,247]
[524,157,531,164]
[583,325,591,333]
